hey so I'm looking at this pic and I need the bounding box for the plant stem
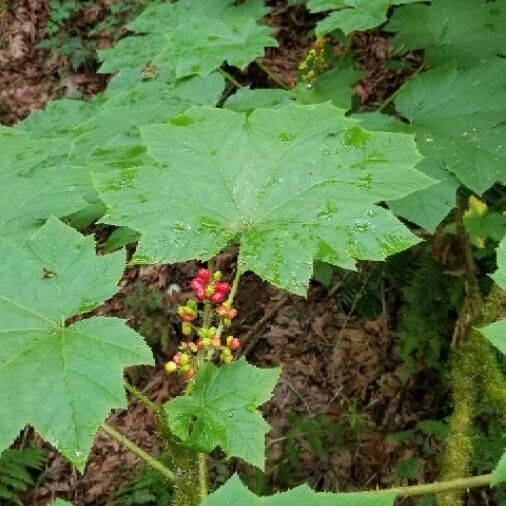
[218,68,244,89]
[101,423,176,483]
[124,381,161,415]
[378,60,425,112]
[378,473,492,498]
[256,59,290,89]
[198,453,208,499]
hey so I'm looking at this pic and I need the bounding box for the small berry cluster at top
[298,37,330,85]
[165,268,240,381]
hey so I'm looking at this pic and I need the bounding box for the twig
[218,68,244,89]
[378,60,425,112]
[256,59,291,90]
[101,423,176,482]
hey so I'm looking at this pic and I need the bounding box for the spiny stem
[198,453,208,499]
[218,67,244,89]
[124,381,161,415]
[377,473,493,498]
[101,423,176,483]
[256,59,290,89]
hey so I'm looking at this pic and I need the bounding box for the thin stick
[256,59,290,90]
[218,68,244,89]
[378,60,425,112]
[101,423,176,483]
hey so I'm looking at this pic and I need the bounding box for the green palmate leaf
[308,0,420,36]
[165,359,279,469]
[95,103,434,295]
[355,111,459,231]
[15,74,224,225]
[0,127,87,240]
[226,57,363,112]
[492,451,506,486]
[387,0,506,69]
[357,60,506,230]
[481,237,506,355]
[202,474,396,505]
[0,219,153,469]
[98,0,276,78]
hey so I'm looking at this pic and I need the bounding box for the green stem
[198,453,208,499]
[380,473,493,498]
[378,60,425,112]
[124,381,161,415]
[256,59,290,90]
[101,423,176,483]
[218,68,244,89]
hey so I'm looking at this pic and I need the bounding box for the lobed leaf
[387,0,506,69]
[95,103,433,295]
[480,237,506,355]
[308,0,420,36]
[202,474,396,505]
[165,359,280,470]
[0,219,153,469]
[98,0,276,78]
[0,127,86,240]
[13,74,224,228]
[356,60,506,230]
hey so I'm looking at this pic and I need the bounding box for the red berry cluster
[190,268,231,303]
[164,268,240,381]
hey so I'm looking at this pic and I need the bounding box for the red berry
[190,278,205,292]
[197,339,204,350]
[214,282,231,294]
[172,354,181,366]
[228,308,238,319]
[181,314,194,322]
[196,269,211,283]
[211,291,226,304]
[196,288,207,301]
[229,337,240,351]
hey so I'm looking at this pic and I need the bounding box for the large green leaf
[95,103,434,295]
[308,0,419,36]
[355,111,459,231]
[202,474,396,505]
[481,237,506,355]
[357,60,506,229]
[15,74,224,225]
[165,359,280,470]
[98,0,276,78]
[387,0,506,69]
[0,127,87,240]
[492,451,506,486]
[0,219,153,469]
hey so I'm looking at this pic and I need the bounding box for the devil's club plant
[1,0,505,504]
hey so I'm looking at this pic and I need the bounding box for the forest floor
[0,1,477,504]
